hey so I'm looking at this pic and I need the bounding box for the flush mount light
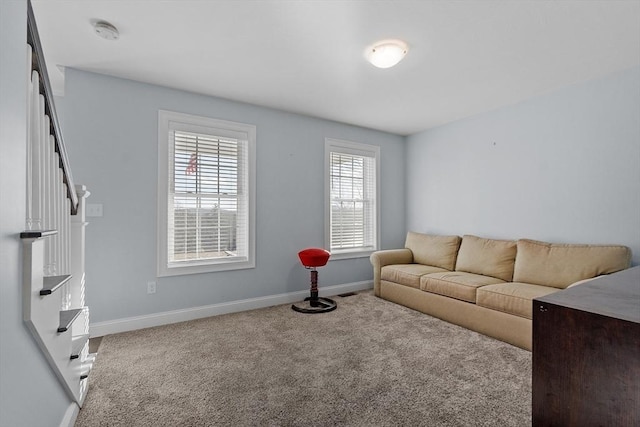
[365,39,408,69]
[93,20,119,40]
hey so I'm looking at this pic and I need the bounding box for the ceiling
[32,0,640,136]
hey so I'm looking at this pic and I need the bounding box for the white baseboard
[90,281,372,338]
[59,403,79,427]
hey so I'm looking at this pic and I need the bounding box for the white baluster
[26,46,33,230]
[56,161,62,272]
[43,119,53,276]
[38,95,46,233]
[65,197,72,309]
[51,135,58,276]
[56,167,65,311]
[30,71,42,230]
[67,197,71,276]
[52,148,60,275]
[62,180,68,310]
[61,192,67,310]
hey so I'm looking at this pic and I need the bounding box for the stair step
[41,274,72,296]
[20,229,58,239]
[70,334,90,360]
[58,308,83,333]
[79,356,96,381]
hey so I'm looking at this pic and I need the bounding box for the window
[158,111,255,276]
[325,138,379,259]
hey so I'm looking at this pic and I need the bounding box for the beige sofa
[370,232,631,350]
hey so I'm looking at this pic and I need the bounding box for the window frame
[324,138,380,260]
[157,110,256,277]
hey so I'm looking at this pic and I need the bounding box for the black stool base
[291,297,337,314]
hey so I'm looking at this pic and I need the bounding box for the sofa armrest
[370,249,414,296]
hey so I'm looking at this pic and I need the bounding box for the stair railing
[21,0,94,407]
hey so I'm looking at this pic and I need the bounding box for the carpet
[75,291,531,426]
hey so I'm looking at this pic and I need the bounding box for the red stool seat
[298,248,331,268]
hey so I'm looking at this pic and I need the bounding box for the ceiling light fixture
[365,39,408,69]
[93,20,119,41]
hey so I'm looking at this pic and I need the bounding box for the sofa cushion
[420,271,505,303]
[455,235,517,281]
[476,282,560,319]
[513,239,631,289]
[404,232,461,271]
[381,264,448,289]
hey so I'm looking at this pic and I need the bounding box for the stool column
[310,269,319,306]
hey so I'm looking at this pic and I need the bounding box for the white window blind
[325,139,379,257]
[158,111,255,276]
[170,131,247,264]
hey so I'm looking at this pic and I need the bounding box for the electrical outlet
[147,281,156,294]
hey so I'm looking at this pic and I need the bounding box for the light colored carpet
[76,291,531,426]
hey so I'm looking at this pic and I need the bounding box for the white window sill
[328,250,376,261]
[158,259,255,277]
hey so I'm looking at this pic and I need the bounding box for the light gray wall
[0,0,72,425]
[406,66,640,265]
[57,69,406,323]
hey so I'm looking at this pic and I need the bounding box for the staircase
[20,1,95,406]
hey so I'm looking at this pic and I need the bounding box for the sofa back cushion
[513,239,631,288]
[404,232,461,271]
[455,235,517,281]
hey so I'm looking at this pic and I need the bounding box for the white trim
[324,137,381,255]
[157,110,256,277]
[90,281,373,337]
[328,250,375,261]
[59,403,79,427]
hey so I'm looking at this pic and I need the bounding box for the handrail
[27,1,78,215]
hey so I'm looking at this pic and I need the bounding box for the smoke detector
[93,21,119,41]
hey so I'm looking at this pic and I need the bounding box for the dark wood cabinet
[532,266,640,426]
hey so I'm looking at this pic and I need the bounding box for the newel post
[70,185,90,332]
